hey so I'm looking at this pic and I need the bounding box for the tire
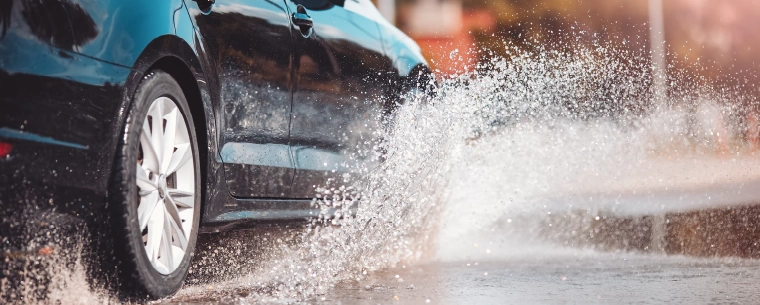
[107,70,201,300]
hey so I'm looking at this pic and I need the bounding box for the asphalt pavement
[165,246,760,305]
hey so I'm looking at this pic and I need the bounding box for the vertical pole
[650,214,666,254]
[649,0,667,104]
[649,0,667,254]
[378,0,396,24]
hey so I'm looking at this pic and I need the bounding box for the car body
[0,0,430,299]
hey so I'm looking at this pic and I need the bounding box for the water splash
[9,38,760,304]
[262,40,759,300]
[1,217,113,305]
[170,39,757,303]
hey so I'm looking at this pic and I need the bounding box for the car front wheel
[108,70,201,299]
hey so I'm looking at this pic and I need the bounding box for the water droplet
[449,49,459,59]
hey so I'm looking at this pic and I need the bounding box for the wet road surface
[166,247,760,305]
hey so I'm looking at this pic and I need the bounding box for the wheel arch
[148,56,209,202]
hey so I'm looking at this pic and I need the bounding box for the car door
[189,0,296,198]
[285,0,395,198]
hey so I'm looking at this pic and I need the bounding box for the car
[0,0,431,299]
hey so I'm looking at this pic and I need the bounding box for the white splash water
[178,41,760,302]
[14,40,760,304]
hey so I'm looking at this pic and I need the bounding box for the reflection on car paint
[288,0,393,198]
[221,142,291,168]
[191,0,295,198]
[61,0,188,66]
[221,142,294,198]
[216,209,318,221]
[0,127,88,149]
[292,145,349,172]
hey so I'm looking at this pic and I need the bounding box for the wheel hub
[157,174,167,198]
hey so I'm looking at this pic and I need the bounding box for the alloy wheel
[135,96,196,275]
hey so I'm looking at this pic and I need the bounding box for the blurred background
[374,0,760,98]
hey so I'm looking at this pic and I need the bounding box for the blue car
[0,0,430,299]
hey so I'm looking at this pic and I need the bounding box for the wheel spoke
[140,122,160,173]
[168,188,194,208]
[149,102,164,166]
[164,195,187,248]
[166,143,192,175]
[170,221,188,250]
[161,107,178,174]
[145,199,165,263]
[166,196,189,250]
[137,191,159,231]
[168,189,193,197]
[136,163,156,191]
[161,212,175,271]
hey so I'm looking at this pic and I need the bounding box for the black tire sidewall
[110,70,201,299]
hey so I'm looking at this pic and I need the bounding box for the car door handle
[292,12,313,28]
[292,5,313,29]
